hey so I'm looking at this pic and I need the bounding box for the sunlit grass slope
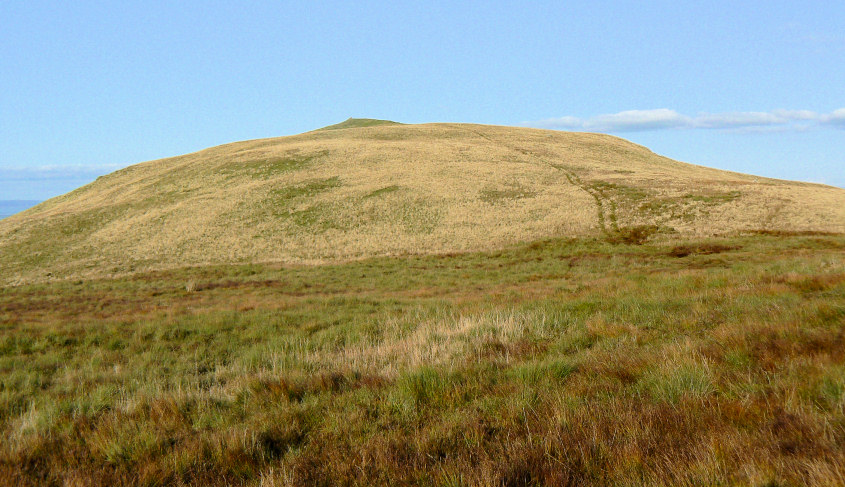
[1,120,844,284]
[316,117,402,131]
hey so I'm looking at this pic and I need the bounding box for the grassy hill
[1,121,843,285]
[1,121,844,485]
[316,117,403,130]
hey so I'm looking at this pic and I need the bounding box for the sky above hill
[2,1,844,200]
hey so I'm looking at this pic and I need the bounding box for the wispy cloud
[821,108,845,127]
[588,109,690,131]
[526,108,845,132]
[0,164,126,181]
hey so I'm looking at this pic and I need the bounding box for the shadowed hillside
[1,121,843,284]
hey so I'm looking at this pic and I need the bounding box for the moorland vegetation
[1,121,844,485]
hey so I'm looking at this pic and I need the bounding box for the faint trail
[555,167,617,236]
[464,128,618,236]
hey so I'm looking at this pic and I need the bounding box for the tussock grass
[1,234,844,485]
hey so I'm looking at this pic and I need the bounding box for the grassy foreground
[1,234,844,486]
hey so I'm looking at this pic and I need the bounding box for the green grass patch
[683,190,742,204]
[364,185,401,199]
[317,118,402,131]
[271,176,341,202]
[509,359,575,385]
[637,363,716,403]
[223,150,329,179]
[479,184,536,204]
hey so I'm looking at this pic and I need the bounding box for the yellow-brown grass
[2,122,844,285]
[1,234,843,485]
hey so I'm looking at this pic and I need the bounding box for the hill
[316,117,403,130]
[2,120,845,485]
[1,121,844,284]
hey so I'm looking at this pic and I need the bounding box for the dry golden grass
[1,234,843,485]
[1,122,844,285]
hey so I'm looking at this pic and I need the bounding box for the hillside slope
[1,121,844,284]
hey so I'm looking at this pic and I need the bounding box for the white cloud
[771,109,818,120]
[821,108,845,127]
[525,108,845,132]
[692,111,786,129]
[585,109,690,131]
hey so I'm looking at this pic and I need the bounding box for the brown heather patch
[668,242,740,257]
[777,273,845,293]
[750,229,842,237]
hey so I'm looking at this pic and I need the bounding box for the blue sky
[1,1,843,200]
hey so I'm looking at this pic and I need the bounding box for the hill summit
[1,121,843,284]
[316,117,402,131]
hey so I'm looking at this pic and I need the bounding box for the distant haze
[0,200,40,220]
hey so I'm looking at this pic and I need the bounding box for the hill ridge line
[1,122,843,285]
